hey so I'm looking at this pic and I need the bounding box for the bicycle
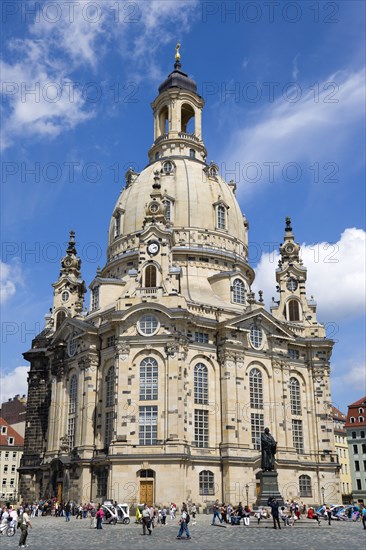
[0,522,16,537]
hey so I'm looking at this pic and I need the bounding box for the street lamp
[321,486,325,504]
[245,484,249,507]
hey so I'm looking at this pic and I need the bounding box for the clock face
[285,244,294,254]
[147,241,160,255]
[287,278,298,292]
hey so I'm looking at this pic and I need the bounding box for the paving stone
[2,514,365,550]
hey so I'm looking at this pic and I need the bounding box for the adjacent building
[19,52,341,508]
[0,417,24,502]
[345,397,366,502]
[332,406,352,499]
[0,394,27,438]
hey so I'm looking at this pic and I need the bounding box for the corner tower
[270,217,324,337]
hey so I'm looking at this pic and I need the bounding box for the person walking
[361,504,366,530]
[90,506,97,528]
[325,504,332,525]
[18,507,32,548]
[176,502,191,540]
[212,499,223,525]
[96,505,104,529]
[141,504,152,535]
[161,506,167,525]
[268,497,281,529]
[65,501,71,522]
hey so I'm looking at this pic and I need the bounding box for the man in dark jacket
[268,497,281,529]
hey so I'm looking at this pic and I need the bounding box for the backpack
[186,513,190,524]
[17,514,24,529]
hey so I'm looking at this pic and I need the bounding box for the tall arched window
[145,265,157,288]
[181,103,195,134]
[68,375,78,449]
[217,205,226,229]
[249,368,263,409]
[289,377,301,415]
[105,366,115,448]
[194,363,208,404]
[232,278,245,304]
[140,357,158,400]
[114,213,120,238]
[106,366,115,408]
[56,310,66,330]
[299,475,312,497]
[199,470,215,495]
[288,300,300,321]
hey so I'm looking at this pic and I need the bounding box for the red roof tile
[0,417,24,447]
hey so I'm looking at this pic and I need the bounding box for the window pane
[104,410,114,447]
[145,265,157,288]
[139,406,158,445]
[194,409,209,448]
[217,205,226,229]
[250,326,263,349]
[194,363,208,404]
[299,475,312,497]
[251,413,264,450]
[289,377,301,415]
[249,368,263,409]
[106,366,115,407]
[292,419,304,453]
[140,357,158,401]
[233,279,245,304]
[199,470,215,495]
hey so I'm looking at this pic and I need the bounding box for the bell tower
[271,218,325,337]
[148,44,207,163]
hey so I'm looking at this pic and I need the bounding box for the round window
[62,291,70,302]
[286,278,298,292]
[138,314,159,336]
[250,325,263,349]
[163,161,173,174]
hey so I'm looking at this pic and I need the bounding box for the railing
[178,132,199,142]
[154,134,169,144]
[136,287,162,296]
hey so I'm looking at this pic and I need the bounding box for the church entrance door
[140,480,153,506]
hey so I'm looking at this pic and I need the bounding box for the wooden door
[140,480,154,506]
[57,482,63,503]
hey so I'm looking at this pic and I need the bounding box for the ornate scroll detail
[115,342,130,361]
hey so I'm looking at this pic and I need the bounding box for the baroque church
[19,50,341,508]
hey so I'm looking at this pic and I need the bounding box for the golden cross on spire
[175,43,181,62]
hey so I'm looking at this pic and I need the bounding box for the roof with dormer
[0,417,24,448]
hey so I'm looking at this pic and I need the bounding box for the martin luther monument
[257,428,283,505]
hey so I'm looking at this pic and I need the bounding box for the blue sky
[1,0,365,412]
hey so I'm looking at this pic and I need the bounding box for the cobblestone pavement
[2,514,365,550]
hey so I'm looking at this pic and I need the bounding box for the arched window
[140,357,158,400]
[299,475,312,497]
[145,265,157,288]
[159,106,169,135]
[350,417,355,424]
[189,149,195,158]
[68,375,78,449]
[164,200,171,223]
[56,310,66,330]
[359,416,364,422]
[289,377,301,415]
[105,366,115,408]
[288,300,300,321]
[249,368,263,409]
[139,469,155,478]
[194,363,208,404]
[91,286,99,311]
[232,278,245,304]
[181,103,195,134]
[104,366,115,448]
[217,205,226,229]
[114,213,120,238]
[199,470,215,495]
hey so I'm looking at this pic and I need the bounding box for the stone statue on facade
[261,428,277,471]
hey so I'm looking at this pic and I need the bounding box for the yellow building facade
[19,54,341,509]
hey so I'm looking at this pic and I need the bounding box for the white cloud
[331,361,366,411]
[0,260,24,304]
[253,227,366,322]
[224,68,365,197]
[292,53,300,80]
[1,0,199,149]
[0,366,29,405]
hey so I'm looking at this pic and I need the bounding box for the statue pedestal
[256,471,283,507]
